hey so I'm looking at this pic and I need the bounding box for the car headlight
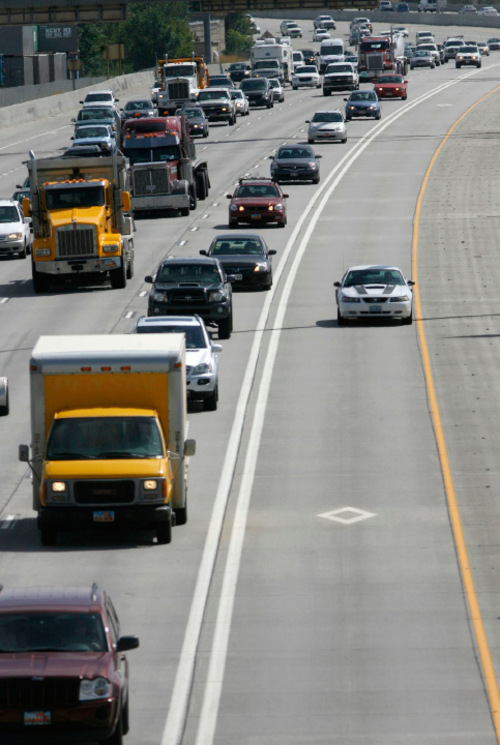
[341,295,360,303]
[269,203,284,211]
[208,291,226,302]
[308,162,318,168]
[230,204,238,211]
[368,106,375,110]
[152,291,168,302]
[7,232,22,240]
[193,362,212,374]
[389,294,411,302]
[79,678,112,701]
[253,262,268,272]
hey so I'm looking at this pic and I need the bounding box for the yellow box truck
[19,335,195,547]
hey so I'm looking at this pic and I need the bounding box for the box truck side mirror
[184,439,196,457]
[19,444,30,462]
[121,191,131,212]
[22,197,31,217]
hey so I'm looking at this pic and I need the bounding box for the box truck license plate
[24,712,51,725]
[93,511,115,523]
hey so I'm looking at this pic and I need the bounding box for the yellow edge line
[412,86,500,738]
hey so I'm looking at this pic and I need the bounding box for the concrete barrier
[0,68,155,128]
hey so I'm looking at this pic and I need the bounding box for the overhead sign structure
[190,0,377,10]
[0,0,126,26]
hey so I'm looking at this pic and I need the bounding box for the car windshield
[326,64,353,73]
[276,147,314,159]
[241,79,267,90]
[230,91,244,99]
[269,80,281,88]
[377,75,403,82]
[0,612,108,653]
[75,126,110,139]
[350,91,377,100]
[414,50,431,56]
[44,185,105,209]
[125,101,152,111]
[235,184,280,197]
[461,46,478,52]
[230,63,246,70]
[85,94,112,103]
[122,145,180,164]
[198,90,230,100]
[210,238,264,255]
[344,268,404,287]
[180,108,204,119]
[46,416,164,459]
[296,66,317,73]
[311,112,343,122]
[0,205,19,222]
[77,108,115,121]
[137,325,206,349]
[158,263,221,283]
[320,44,343,55]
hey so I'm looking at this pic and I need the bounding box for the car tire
[218,315,232,339]
[323,90,330,96]
[203,129,209,137]
[342,137,348,143]
[122,698,130,736]
[229,219,238,228]
[40,522,58,546]
[403,93,407,100]
[126,254,134,280]
[308,138,314,144]
[175,499,188,526]
[180,206,189,217]
[345,115,351,121]
[292,86,298,90]
[156,515,172,545]
[204,383,218,411]
[456,63,461,68]
[337,308,347,326]
[312,176,320,184]
[102,710,123,745]
[376,112,382,120]
[477,62,481,68]
[18,242,27,259]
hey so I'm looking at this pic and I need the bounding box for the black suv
[145,257,234,339]
[0,583,139,744]
[240,77,274,108]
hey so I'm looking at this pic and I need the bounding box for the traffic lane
[190,71,500,743]
[417,87,500,669]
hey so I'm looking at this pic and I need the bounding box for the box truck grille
[133,167,170,197]
[74,480,135,504]
[367,53,384,71]
[167,80,190,98]
[56,225,97,258]
[0,678,80,707]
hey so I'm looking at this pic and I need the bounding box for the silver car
[135,315,222,411]
[230,89,250,116]
[268,78,285,102]
[306,110,347,144]
[0,199,31,258]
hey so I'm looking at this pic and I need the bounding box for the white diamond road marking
[318,506,377,524]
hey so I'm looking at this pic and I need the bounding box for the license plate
[24,712,51,726]
[233,274,243,280]
[250,214,261,220]
[370,306,382,313]
[93,510,115,523]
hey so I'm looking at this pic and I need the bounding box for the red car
[227,178,288,228]
[374,74,408,100]
[0,584,139,744]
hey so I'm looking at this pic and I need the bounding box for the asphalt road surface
[1,14,500,745]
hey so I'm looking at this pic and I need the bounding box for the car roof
[346,264,402,272]
[159,256,222,266]
[0,198,19,206]
[0,584,105,613]
[212,232,264,242]
[136,315,204,328]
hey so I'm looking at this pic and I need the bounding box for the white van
[319,38,345,73]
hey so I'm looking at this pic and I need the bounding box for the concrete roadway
[0,15,499,745]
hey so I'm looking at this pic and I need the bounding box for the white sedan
[334,265,414,324]
[313,28,331,41]
[292,65,322,90]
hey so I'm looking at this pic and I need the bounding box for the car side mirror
[226,194,232,199]
[268,155,275,159]
[268,249,277,256]
[212,343,223,352]
[407,280,415,286]
[226,274,237,283]
[283,194,289,199]
[116,635,139,652]
[305,120,310,123]
[315,154,322,158]
[199,250,208,256]
[144,275,153,284]
[333,281,341,287]
[404,80,408,83]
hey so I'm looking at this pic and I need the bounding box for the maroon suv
[0,584,139,744]
[227,178,288,228]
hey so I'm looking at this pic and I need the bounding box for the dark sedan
[269,144,322,184]
[226,62,251,82]
[200,234,276,291]
[175,106,209,137]
[344,90,381,120]
[120,99,157,120]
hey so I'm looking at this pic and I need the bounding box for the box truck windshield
[46,416,165,460]
[45,184,106,210]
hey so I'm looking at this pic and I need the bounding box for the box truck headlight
[103,244,120,254]
[51,481,67,493]
[36,248,51,257]
[144,480,158,490]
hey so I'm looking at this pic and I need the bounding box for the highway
[1,14,500,745]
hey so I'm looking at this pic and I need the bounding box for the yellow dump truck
[23,150,135,293]
[19,335,195,546]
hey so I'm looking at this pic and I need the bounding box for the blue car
[344,90,381,120]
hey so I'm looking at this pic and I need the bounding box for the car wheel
[102,709,124,745]
[402,309,413,325]
[477,62,482,68]
[218,315,232,339]
[203,383,218,411]
[402,93,407,100]
[156,515,172,545]
[345,115,351,121]
[126,253,134,280]
[175,499,188,526]
[180,206,189,217]
[203,129,208,137]
[337,308,347,326]
[342,137,348,143]
[456,63,461,68]
[40,521,58,547]
[323,90,330,96]
[18,242,27,259]
[292,86,298,90]
[308,138,314,144]
[312,176,320,184]
[122,698,130,736]
[229,219,238,228]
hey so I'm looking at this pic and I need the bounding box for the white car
[0,376,8,416]
[80,89,119,107]
[478,5,499,14]
[292,50,305,71]
[292,65,321,89]
[230,89,250,116]
[313,28,330,42]
[306,110,347,144]
[0,199,31,259]
[314,14,336,29]
[334,265,414,324]
[268,78,285,102]
[393,26,409,37]
[417,42,441,65]
[135,315,222,411]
